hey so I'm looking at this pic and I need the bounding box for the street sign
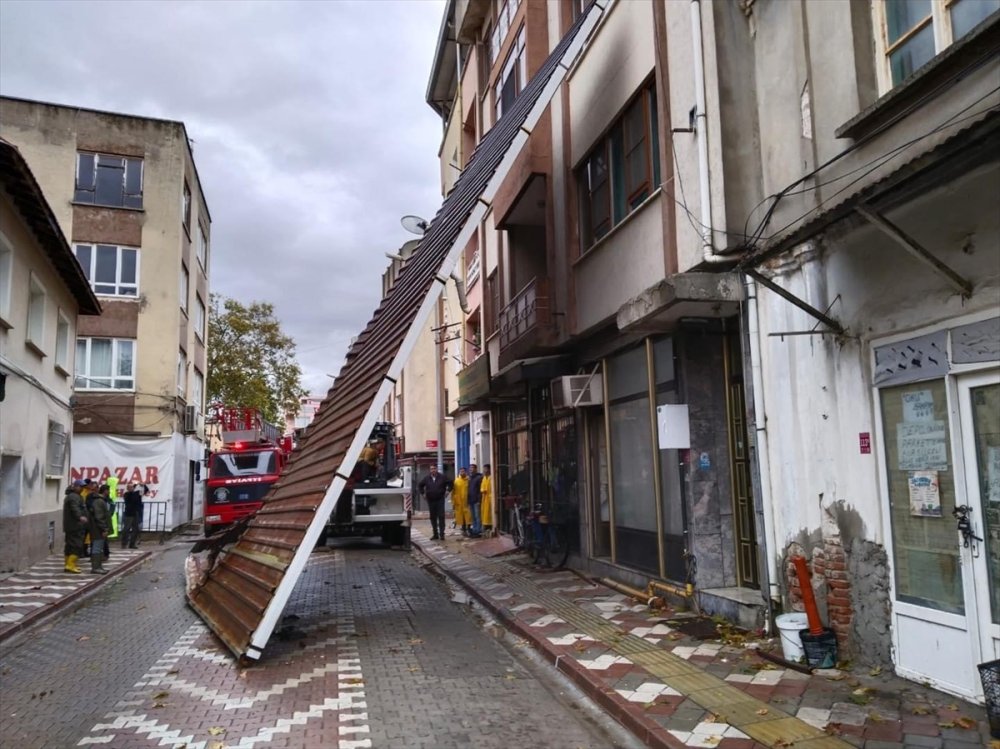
[425,439,438,449]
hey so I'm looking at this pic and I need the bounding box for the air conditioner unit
[183,405,198,434]
[551,374,604,410]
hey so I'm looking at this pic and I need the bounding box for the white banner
[70,434,174,504]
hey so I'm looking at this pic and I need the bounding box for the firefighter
[63,481,88,573]
[481,464,493,534]
[451,467,470,537]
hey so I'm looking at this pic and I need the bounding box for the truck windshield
[210,450,278,478]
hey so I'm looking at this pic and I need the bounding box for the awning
[186,1,610,661]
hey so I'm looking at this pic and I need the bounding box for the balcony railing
[499,276,552,350]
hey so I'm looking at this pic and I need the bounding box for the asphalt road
[0,536,641,749]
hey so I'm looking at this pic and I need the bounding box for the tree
[207,295,306,424]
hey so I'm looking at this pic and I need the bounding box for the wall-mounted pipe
[450,272,470,314]
[690,0,727,265]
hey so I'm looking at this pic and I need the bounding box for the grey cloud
[0,0,445,395]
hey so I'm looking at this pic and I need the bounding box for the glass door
[957,371,1000,672]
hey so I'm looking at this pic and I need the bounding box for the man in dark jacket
[63,481,88,573]
[86,488,110,574]
[417,465,451,540]
[467,464,484,538]
[121,482,143,549]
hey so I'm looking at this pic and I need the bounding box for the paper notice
[909,471,942,517]
[897,421,949,471]
[902,390,935,422]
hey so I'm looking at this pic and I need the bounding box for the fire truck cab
[319,421,412,549]
[204,407,292,536]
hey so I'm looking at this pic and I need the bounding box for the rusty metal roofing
[0,138,101,315]
[187,1,607,661]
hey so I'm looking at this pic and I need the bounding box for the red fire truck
[204,406,293,536]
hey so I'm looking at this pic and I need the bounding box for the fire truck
[204,406,293,536]
[318,420,412,549]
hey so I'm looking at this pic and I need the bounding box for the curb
[0,549,153,645]
[413,537,682,749]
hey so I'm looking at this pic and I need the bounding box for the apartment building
[0,97,212,530]
[0,137,101,572]
[427,0,999,700]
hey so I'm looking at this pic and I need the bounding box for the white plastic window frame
[75,337,136,391]
[74,243,140,297]
[26,271,47,355]
[195,294,206,341]
[177,348,187,397]
[0,231,12,329]
[197,224,209,270]
[180,263,190,314]
[55,308,71,375]
[872,0,976,93]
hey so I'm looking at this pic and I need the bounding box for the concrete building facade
[426,0,1000,701]
[0,137,102,572]
[0,97,212,530]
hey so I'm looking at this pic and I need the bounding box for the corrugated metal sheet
[187,1,608,661]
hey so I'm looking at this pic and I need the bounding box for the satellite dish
[400,215,429,235]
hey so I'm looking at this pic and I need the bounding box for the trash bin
[775,613,809,662]
[980,658,1000,739]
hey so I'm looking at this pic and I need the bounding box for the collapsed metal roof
[187,1,608,661]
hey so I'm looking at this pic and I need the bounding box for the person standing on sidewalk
[480,464,493,535]
[418,465,450,540]
[85,487,110,574]
[451,467,470,536]
[121,482,143,549]
[63,481,88,573]
[467,464,483,538]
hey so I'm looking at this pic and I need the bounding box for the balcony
[498,276,557,367]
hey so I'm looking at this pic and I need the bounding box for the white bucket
[775,612,810,662]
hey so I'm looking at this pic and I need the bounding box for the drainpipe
[435,299,444,471]
[451,272,470,314]
[745,274,780,622]
[690,0,727,265]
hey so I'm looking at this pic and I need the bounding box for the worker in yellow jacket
[481,464,493,533]
[451,467,470,537]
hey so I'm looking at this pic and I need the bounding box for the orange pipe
[792,556,824,635]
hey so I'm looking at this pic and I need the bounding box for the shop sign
[458,355,491,408]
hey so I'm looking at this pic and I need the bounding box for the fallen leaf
[643,701,655,709]
[823,724,843,736]
[152,701,166,709]
[76,635,90,642]
[911,705,931,715]
[136,605,147,612]
[407,667,420,673]
[152,691,169,700]
[504,674,516,680]
[209,742,226,749]
[208,727,226,736]
[756,708,769,716]
[990,740,1000,749]
[868,712,883,723]
[938,721,956,729]
[946,703,960,711]
[868,665,882,676]
[954,716,977,729]
[167,669,179,676]
[409,638,424,645]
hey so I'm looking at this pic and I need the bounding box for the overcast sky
[0,0,446,396]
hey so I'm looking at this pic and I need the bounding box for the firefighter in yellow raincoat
[481,464,493,533]
[451,467,470,537]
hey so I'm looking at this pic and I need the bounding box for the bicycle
[529,504,570,569]
[504,495,528,549]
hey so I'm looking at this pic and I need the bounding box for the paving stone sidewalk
[412,526,994,749]
[0,547,150,642]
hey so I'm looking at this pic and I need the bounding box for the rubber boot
[65,554,81,573]
[90,552,107,575]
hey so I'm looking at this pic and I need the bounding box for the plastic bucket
[775,613,809,662]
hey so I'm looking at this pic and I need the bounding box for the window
[55,310,71,373]
[197,224,208,269]
[877,0,1000,88]
[180,264,189,313]
[0,232,12,327]
[74,244,139,297]
[495,26,526,120]
[489,0,521,68]
[485,270,500,338]
[177,349,187,397]
[75,152,143,209]
[26,272,46,353]
[75,337,135,390]
[182,181,192,231]
[577,82,661,250]
[192,368,204,412]
[195,295,206,340]
[46,420,67,476]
